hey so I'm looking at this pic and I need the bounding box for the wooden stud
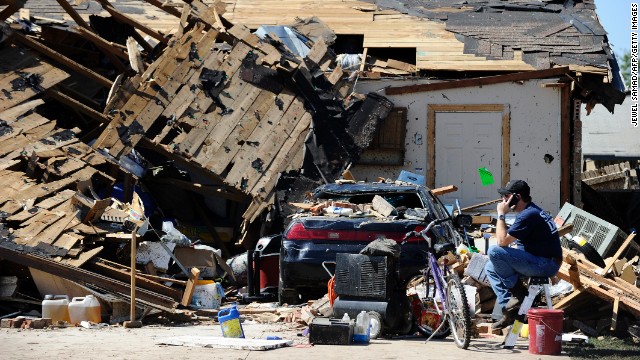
[10,31,112,88]
[601,232,637,275]
[181,267,201,306]
[97,0,169,44]
[386,67,570,95]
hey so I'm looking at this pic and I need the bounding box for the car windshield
[320,192,424,208]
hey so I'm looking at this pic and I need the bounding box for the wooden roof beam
[142,0,182,18]
[385,66,571,95]
[45,88,111,125]
[54,0,90,29]
[138,137,248,201]
[96,0,169,44]
[8,29,113,88]
[52,0,128,73]
[147,177,247,202]
[0,3,19,21]
[0,245,179,312]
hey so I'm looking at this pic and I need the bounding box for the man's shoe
[505,282,528,312]
[491,310,516,330]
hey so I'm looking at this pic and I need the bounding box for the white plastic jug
[42,295,70,323]
[353,311,371,343]
[68,295,101,324]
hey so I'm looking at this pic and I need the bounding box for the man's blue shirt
[507,202,562,258]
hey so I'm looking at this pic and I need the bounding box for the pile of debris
[0,0,392,322]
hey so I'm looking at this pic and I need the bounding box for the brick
[11,317,25,328]
[30,318,52,329]
[1,318,13,328]
[475,322,503,335]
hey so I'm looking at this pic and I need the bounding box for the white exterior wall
[352,78,564,213]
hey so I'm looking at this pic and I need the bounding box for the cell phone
[508,194,520,208]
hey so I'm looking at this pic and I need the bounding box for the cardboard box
[465,254,491,286]
[174,246,218,277]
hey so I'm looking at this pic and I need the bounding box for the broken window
[358,107,407,165]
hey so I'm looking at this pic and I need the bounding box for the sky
[594,0,633,56]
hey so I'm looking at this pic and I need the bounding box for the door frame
[427,104,511,190]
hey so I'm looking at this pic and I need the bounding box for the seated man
[485,180,562,330]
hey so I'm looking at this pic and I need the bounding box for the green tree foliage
[618,49,631,89]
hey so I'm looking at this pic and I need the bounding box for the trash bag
[336,54,362,70]
[360,237,400,259]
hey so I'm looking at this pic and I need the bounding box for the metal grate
[556,203,630,259]
[334,253,387,299]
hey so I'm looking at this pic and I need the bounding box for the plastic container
[42,295,70,323]
[456,244,468,256]
[528,308,563,355]
[68,295,101,325]
[191,280,224,309]
[353,311,371,343]
[324,207,354,216]
[219,305,245,338]
[341,313,350,322]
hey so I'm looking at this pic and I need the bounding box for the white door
[435,111,503,209]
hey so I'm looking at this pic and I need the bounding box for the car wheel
[368,311,383,339]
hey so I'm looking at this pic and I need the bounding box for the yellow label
[510,320,522,335]
[578,238,587,246]
[221,318,244,338]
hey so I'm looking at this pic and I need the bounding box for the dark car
[279,182,461,304]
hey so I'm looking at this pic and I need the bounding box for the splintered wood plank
[601,233,637,275]
[249,112,312,197]
[203,90,277,173]
[62,141,94,158]
[177,41,254,156]
[0,63,69,112]
[151,47,229,143]
[14,211,64,244]
[0,170,29,190]
[192,85,262,159]
[93,24,207,151]
[47,156,87,177]
[0,100,45,123]
[60,246,103,267]
[158,30,227,119]
[0,113,51,134]
[7,189,75,222]
[52,232,83,251]
[225,97,306,189]
[181,267,201,306]
[26,210,80,247]
[105,26,219,158]
[0,122,78,160]
[0,174,79,205]
[219,89,297,182]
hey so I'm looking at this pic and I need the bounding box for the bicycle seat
[434,242,455,256]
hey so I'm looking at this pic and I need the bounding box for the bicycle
[403,217,472,349]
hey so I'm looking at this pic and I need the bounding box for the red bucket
[528,308,563,355]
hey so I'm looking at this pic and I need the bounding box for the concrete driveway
[0,321,571,359]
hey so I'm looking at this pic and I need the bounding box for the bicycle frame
[422,231,453,338]
[405,217,472,349]
[406,219,454,330]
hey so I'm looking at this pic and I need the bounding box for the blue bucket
[218,305,245,338]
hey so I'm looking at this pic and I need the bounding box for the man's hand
[497,194,513,215]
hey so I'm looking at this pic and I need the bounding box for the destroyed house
[0,0,629,318]
[226,0,625,212]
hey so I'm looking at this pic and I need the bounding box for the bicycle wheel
[406,271,451,339]
[445,273,471,349]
